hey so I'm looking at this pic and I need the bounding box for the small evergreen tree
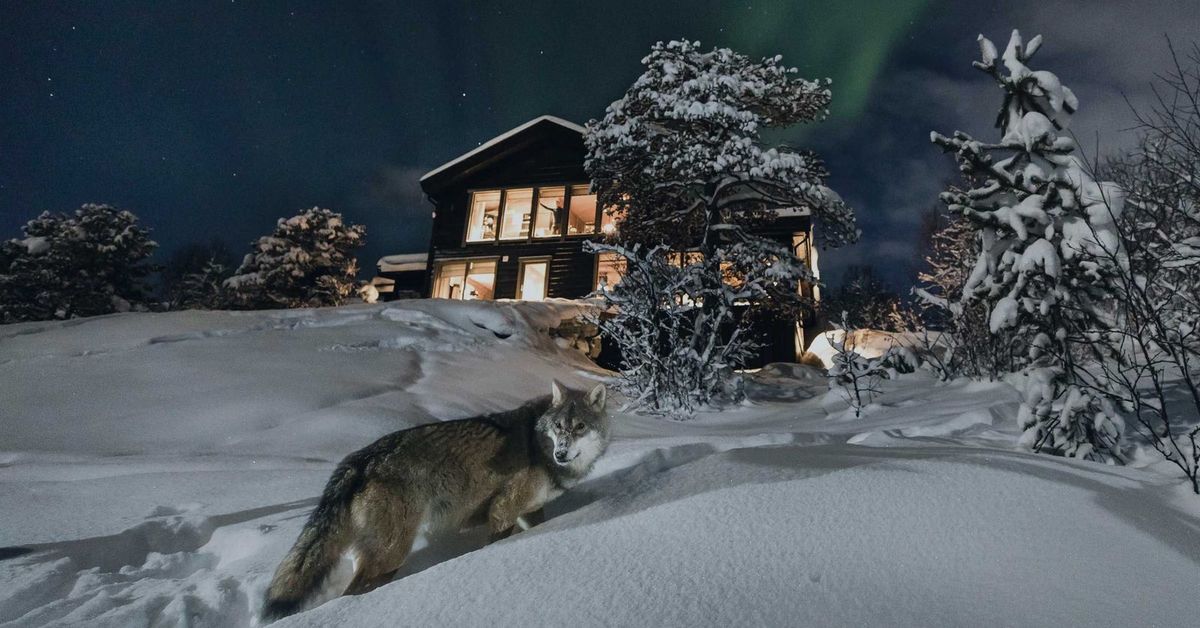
[171,258,232,310]
[225,207,366,309]
[163,240,235,310]
[931,30,1126,461]
[0,204,157,323]
[826,313,919,418]
[585,39,858,415]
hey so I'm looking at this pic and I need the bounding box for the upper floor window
[567,185,597,236]
[466,191,501,242]
[465,184,614,244]
[498,188,534,240]
[533,187,565,238]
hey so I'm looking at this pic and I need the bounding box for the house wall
[424,125,599,300]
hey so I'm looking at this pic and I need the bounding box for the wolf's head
[537,381,610,476]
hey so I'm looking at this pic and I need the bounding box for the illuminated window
[499,188,533,240]
[466,191,501,242]
[533,187,565,238]
[433,259,496,301]
[671,251,704,267]
[599,205,618,236]
[567,185,597,235]
[594,252,626,291]
[518,258,549,300]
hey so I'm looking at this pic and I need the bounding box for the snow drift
[1,300,1198,627]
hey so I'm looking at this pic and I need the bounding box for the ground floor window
[594,251,626,292]
[517,257,550,301]
[433,259,497,301]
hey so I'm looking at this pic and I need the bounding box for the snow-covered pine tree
[585,39,858,414]
[0,204,157,323]
[225,207,365,309]
[931,30,1126,461]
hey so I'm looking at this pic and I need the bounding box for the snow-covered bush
[914,212,1019,380]
[162,240,235,310]
[169,258,232,310]
[0,204,157,323]
[826,314,917,417]
[930,30,1126,462]
[585,241,728,415]
[225,207,365,309]
[824,265,910,332]
[584,39,858,415]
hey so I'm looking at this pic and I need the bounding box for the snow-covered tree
[0,204,157,323]
[225,207,365,309]
[931,30,1126,461]
[585,39,858,414]
[585,242,719,415]
[1084,42,1200,491]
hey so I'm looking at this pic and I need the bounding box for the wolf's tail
[261,459,363,622]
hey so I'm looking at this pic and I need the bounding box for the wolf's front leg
[487,472,541,543]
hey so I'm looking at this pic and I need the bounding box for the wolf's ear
[550,380,567,406]
[587,383,607,411]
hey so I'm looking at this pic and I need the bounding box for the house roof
[377,252,429,273]
[419,115,585,185]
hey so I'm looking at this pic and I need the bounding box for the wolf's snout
[554,450,569,463]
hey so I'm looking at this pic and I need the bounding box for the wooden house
[413,115,821,365]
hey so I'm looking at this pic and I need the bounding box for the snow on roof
[772,206,812,218]
[377,253,428,273]
[420,115,585,183]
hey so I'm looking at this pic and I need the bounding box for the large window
[498,188,534,240]
[465,184,612,243]
[518,258,549,301]
[567,185,597,236]
[533,187,565,238]
[466,191,501,242]
[433,259,497,301]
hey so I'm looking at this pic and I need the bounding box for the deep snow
[1,301,1198,627]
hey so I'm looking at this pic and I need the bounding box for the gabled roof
[420,115,585,185]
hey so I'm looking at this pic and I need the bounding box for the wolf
[260,380,610,621]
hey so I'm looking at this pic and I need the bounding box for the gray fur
[261,382,609,622]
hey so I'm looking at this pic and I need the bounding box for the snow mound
[281,444,1200,628]
[2,301,1198,626]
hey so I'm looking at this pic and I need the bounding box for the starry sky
[2,0,1197,289]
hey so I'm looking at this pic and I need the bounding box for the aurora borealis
[2,0,1196,288]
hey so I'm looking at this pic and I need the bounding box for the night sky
[3,0,1197,289]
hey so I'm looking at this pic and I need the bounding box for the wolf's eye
[573,423,585,434]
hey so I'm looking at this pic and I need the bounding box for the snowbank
[1,301,1198,627]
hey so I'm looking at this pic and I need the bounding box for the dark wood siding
[423,120,596,300]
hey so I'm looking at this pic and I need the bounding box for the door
[517,258,549,301]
